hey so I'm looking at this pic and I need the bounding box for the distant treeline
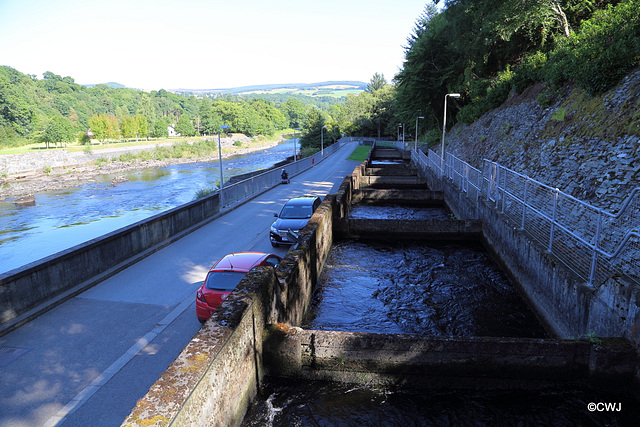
[0,67,352,148]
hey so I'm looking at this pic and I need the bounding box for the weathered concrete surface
[422,160,640,352]
[335,218,483,241]
[359,175,429,189]
[263,329,638,390]
[122,267,274,427]
[353,188,444,205]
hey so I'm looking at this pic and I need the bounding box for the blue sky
[0,0,441,90]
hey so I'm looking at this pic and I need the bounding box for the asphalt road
[0,140,360,427]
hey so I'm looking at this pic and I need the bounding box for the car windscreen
[204,271,246,291]
[280,205,313,219]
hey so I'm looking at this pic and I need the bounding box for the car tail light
[197,289,206,302]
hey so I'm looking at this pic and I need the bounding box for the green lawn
[347,145,372,162]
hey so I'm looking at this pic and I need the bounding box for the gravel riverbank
[0,135,281,201]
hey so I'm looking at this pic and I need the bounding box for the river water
[0,141,295,274]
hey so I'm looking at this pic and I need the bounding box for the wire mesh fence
[416,148,639,287]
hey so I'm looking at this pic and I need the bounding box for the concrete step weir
[263,328,637,390]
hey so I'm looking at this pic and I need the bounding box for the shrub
[546,1,640,95]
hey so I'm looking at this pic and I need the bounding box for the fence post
[588,211,603,286]
[548,188,559,253]
[521,179,528,230]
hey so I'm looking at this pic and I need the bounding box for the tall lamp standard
[321,125,326,157]
[218,124,230,207]
[441,93,461,175]
[414,116,424,152]
[293,127,301,162]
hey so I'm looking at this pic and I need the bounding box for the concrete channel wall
[124,156,638,426]
[263,329,636,389]
[428,168,640,350]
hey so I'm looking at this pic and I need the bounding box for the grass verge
[347,145,372,162]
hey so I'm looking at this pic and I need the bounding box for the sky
[0,0,442,91]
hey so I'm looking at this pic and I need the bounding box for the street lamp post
[415,116,424,152]
[441,93,460,175]
[293,127,301,162]
[321,125,326,157]
[218,124,230,207]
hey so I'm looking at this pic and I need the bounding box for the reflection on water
[303,240,548,338]
[0,141,294,274]
[242,378,639,426]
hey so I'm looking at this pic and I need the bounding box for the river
[0,141,295,275]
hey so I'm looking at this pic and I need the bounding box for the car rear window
[204,271,246,291]
[280,205,313,219]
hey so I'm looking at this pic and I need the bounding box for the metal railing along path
[219,140,343,208]
[412,148,639,287]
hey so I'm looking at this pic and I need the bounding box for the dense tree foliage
[0,67,342,148]
[394,0,635,143]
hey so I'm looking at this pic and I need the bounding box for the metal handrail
[415,147,638,287]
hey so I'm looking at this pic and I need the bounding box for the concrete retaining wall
[435,168,640,348]
[263,329,638,389]
[1,193,221,332]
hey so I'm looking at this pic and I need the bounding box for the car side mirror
[274,213,278,217]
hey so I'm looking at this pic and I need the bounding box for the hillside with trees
[393,0,639,144]
[0,69,352,150]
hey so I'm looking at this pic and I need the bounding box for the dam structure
[123,142,639,426]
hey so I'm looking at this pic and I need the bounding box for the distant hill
[169,81,367,96]
[83,82,126,89]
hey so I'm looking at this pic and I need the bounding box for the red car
[196,251,282,323]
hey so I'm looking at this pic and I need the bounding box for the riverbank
[0,134,284,201]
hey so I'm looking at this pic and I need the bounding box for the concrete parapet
[123,267,274,427]
[1,194,220,334]
[263,329,638,389]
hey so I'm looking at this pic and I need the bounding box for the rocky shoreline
[0,135,281,201]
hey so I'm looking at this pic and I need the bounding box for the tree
[88,114,119,143]
[135,114,148,139]
[120,115,138,139]
[40,115,75,148]
[151,118,169,138]
[175,112,195,136]
[280,98,307,128]
[366,73,388,93]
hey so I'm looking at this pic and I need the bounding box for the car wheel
[198,317,206,324]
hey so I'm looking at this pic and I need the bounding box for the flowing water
[303,239,547,338]
[242,378,639,426]
[0,141,295,274]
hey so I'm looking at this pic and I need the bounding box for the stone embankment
[0,134,262,201]
[446,69,640,213]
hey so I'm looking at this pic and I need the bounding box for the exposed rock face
[445,70,640,213]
